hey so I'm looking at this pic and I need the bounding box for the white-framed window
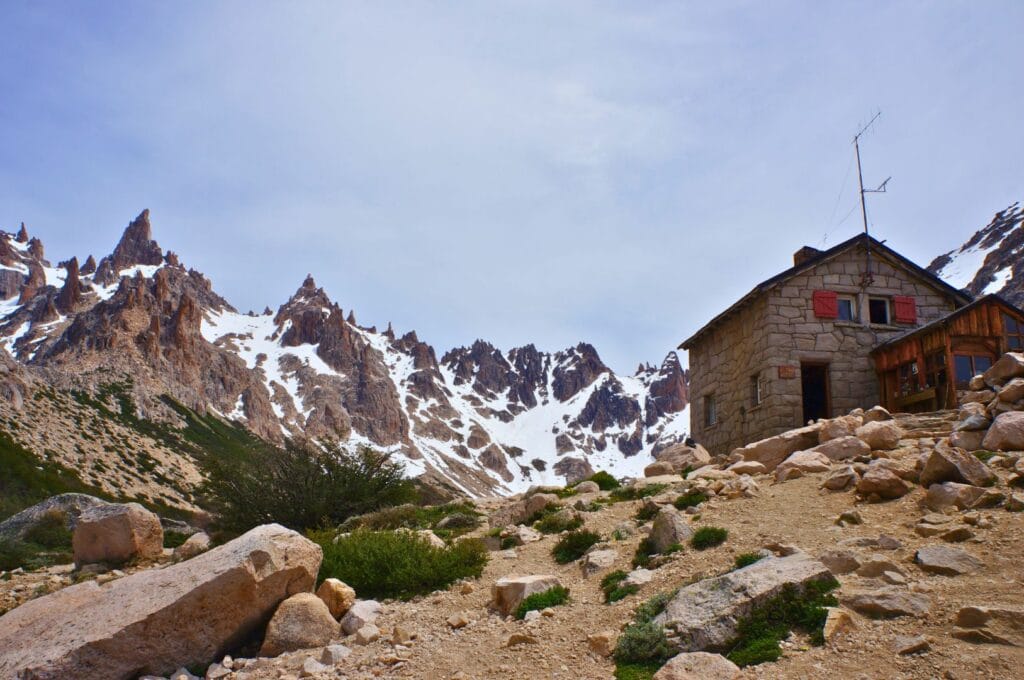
[837,295,856,321]
[704,394,718,427]
[750,374,763,406]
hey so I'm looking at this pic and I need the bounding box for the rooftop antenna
[853,111,890,285]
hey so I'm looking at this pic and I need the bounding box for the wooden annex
[871,295,1024,413]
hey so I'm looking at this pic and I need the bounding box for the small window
[1004,314,1024,350]
[837,296,856,321]
[868,298,890,325]
[704,394,717,427]
[750,374,762,406]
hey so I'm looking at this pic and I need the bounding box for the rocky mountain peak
[15,223,28,243]
[929,202,1024,304]
[110,210,163,269]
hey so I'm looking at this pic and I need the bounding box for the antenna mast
[852,111,890,286]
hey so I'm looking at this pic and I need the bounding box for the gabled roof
[870,293,1024,354]
[679,233,973,350]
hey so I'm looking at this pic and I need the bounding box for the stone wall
[688,243,961,455]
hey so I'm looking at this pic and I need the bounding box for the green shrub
[725,579,839,667]
[534,510,583,535]
[610,484,668,503]
[163,531,191,549]
[514,585,570,619]
[0,538,34,571]
[973,450,997,462]
[613,621,675,666]
[600,569,639,603]
[632,537,656,568]
[22,510,71,549]
[691,526,728,550]
[634,504,659,522]
[672,490,707,510]
[500,536,518,550]
[587,471,621,490]
[734,552,765,570]
[310,528,487,600]
[552,529,601,564]
[613,663,661,680]
[634,589,677,624]
[202,441,416,534]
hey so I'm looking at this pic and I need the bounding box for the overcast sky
[2,1,1022,373]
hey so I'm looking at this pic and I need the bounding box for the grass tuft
[690,526,728,550]
[672,490,707,510]
[610,484,668,503]
[601,570,640,603]
[551,529,601,564]
[734,552,765,570]
[515,585,570,619]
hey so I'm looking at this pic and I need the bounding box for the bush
[613,621,675,666]
[726,580,838,667]
[515,585,570,619]
[613,663,662,680]
[610,484,667,503]
[534,509,583,535]
[690,526,728,550]
[163,531,191,549]
[632,537,656,568]
[601,570,639,603]
[310,528,487,600]
[201,440,416,533]
[340,502,480,538]
[587,471,621,490]
[0,538,34,571]
[552,529,601,564]
[22,510,71,549]
[634,504,659,522]
[672,490,707,510]
[634,589,677,624]
[734,552,765,570]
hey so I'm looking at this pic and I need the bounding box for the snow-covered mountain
[0,211,689,497]
[929,202,1024,304]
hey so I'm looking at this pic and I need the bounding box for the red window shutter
[894,296,917,323]
[812,290,838,318]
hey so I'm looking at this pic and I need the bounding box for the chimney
[793,246,822,267]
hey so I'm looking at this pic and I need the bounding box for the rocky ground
[4,387,1024,679]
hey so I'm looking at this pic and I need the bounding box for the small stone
[588,630,617,657]
[205,664,231,680]
[652,652,740,679]
[939,527,974,542]
[836,510,863,526]
[354,623,380,645]
[894,635,931,655]
[391,625,413,645]
[447,612,470,629]
[819,550,861,575]
[341,600,382,635]
[822,607,856,643]
[505,633,538,647]
[523,610,541,622]
[841,587,931,618]
[299,658,330,677]
[319,644,351,665]
[459,582,476,595]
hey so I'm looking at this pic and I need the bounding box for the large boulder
[854,421,902,451]
[649,507,693,554]
[654,553,834,652]
[0,493,112,541]
[856,467,909,500]
[259,592,339,657]
[818,415,863,443]
[841,587,931,618]
[949,429,986,452]
[982,352,1024,387]
[733,424,821,472]
[915,545,983,576]
[490,575,561,617]
[982,411,1024,451]
[953,605,1024,646]
[925,482,987,511]
[775,450,832,482]
[813,436,870,462]
[0,524,321,679]
[653,652,740,680]
[919,445,996,488]
[487,493,559,528]
[72,502,164,566]
[655,443,712,474]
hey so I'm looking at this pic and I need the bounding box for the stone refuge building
[679,234,971,455]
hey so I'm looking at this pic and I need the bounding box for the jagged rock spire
[110,210,163,270]
[15,223,28,243]
[56,257,82,313]
[80,255,97,275]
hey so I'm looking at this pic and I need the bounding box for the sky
[1,1,1022,373]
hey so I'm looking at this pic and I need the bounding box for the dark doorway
[801,362,830,424]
